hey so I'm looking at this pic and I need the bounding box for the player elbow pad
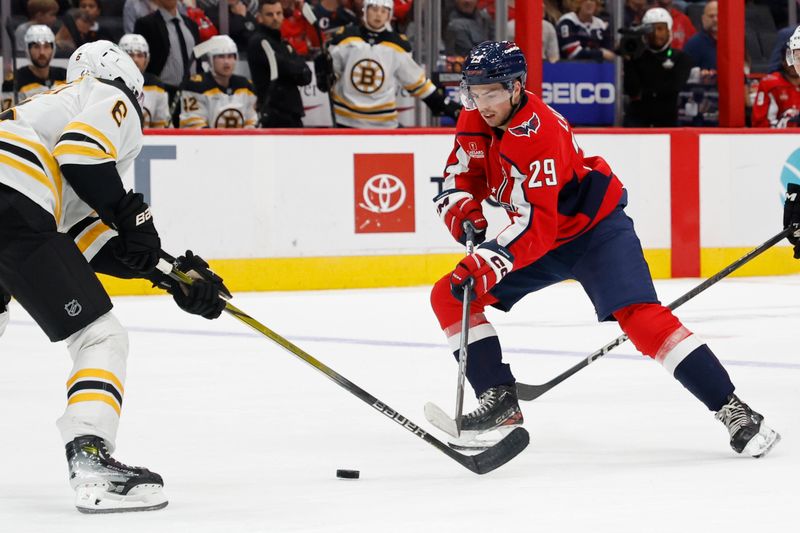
[61,162,127,225]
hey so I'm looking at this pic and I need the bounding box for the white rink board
[700,134,800,248]
[127,133,672,260]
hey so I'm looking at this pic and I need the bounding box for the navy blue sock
[671,344,735,411]
[452,335,515,397]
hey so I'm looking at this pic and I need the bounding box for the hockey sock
[657,334,734,412]
[444,315,514,397]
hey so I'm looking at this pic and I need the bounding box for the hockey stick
[516,227,792,401]
[155,260,529,475]
[301,3,339,128]
[424,223,476,437]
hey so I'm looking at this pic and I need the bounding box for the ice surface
[1,276,797,532]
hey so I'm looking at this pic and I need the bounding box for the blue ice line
[8,319,800,370]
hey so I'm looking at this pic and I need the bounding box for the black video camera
[617,24,654,60]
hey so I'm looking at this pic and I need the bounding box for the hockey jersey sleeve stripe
[67,368,125,394]
[406,79,435,97]
[0,130,61,182]
[58,132,106,152]
[0,133,62,219]
[62,122,118,160]
[18,82,44,94]
[74,219,115,263]
[332,93,397,112]
[0,153,60,218]
[67,392,121,415]
[53,145,114,161]
[179,117,207,128]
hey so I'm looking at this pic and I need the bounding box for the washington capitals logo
[508,112,541,137]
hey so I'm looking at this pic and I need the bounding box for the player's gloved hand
[450,241,514,300]
[784,183,800,259]
[112,191,161,274]
[169,250,231,319]
[314,52,335,93]
[434,189,488,245]
[443,99,461,120]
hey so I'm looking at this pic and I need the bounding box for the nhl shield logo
[64,299,82,317]
[508,112,541,137]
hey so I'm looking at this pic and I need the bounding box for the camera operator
[622,7,693,127]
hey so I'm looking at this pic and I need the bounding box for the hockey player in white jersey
[179,35,258,128]
[1,25,67,107]
[0,40,229,513]
[119,33,170,128]
[314,0,459,128]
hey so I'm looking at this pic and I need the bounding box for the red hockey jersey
[441,91,624,269]
[752,72,800,128]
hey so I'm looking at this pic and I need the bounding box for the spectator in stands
[315,0,458,128]
[180,34,258,127]
[3,24,67,109]
[624,0,647,28]
[184,3,218,42]
[55,2,113,54]
[124,0,157,34]
[207,0,258,52]
[247,0,311,127]
[507,15,560,63]
[557,0,614,61]
[314,0,357,40]
[278,0,315,56]
[198,0,257,17]
[119,33,171,127]
[134,0,200,110]
[14,0,58,52]
[752,46,800,128]
[444,0,493,56]
[655,0,694,49]
[683,0,717,69]
[768,25,797,73]
[623,7,693,126]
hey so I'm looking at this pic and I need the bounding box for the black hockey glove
[783,183,800,259]
[314,52,335,93]
[423,89,461,120]
[112,191,161,274]
[168,251,231,320]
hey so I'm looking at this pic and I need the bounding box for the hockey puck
[336,469,360,479]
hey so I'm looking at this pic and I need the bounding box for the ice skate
[449,384,524,451]
[66,435,168,514]
[715,394,780,458]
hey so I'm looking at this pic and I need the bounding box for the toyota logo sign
[354,153,415,233]
[359,173,407,213]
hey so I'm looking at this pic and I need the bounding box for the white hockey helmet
[67,40,145,105]
[24,24,56,59]
[118,33,150,58]
[363,0,393,31]
[193,35,238,75]
[642,7,673,31]
[787,25,800,74]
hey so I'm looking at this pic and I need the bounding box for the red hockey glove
[450,242,514,300]
[434,189,488,246]
[784,183,800,259]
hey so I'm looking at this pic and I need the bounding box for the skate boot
[449,384,524,451]
[715,394,780,458]
[66,435,168,513]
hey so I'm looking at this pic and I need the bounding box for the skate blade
[447,425,519,452]
[745,425,781,458]
[75,483,168,514]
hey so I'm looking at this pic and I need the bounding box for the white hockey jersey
[179,72,257,128]
[328,25,436,129]
[0,76,142,237]
[1,67,67,110]
[142,72,170,128]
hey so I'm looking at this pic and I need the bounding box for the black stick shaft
[517,228,791,401]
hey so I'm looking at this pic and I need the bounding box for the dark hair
[26,0,58,18]
[259,0,281,8]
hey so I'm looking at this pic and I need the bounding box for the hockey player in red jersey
[429,41,780,457]
[752,48,800,128]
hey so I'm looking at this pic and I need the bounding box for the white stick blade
[424,402,460,437]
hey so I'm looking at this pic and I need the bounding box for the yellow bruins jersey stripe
[67,393,121,415]
[149,120,169,128]
[203,88,224,96]
[18,82,45,94]
[407,80,435,97]
[144,85,166,94]
[53,144,114,161]
[234,88,255,97]
[75,220,112,254]
[67,368,125,394]
[0,153,60,217]
[63,122,118,160]
[334,107,398,121]
[379,41,408,54]
[180,118,207,128]
[339,36,365,47]
[331,93,396,111]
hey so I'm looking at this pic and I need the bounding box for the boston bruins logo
[215,108,245,128]
[350,59,385,94]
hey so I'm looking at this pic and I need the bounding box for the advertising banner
[542,61,616,126]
